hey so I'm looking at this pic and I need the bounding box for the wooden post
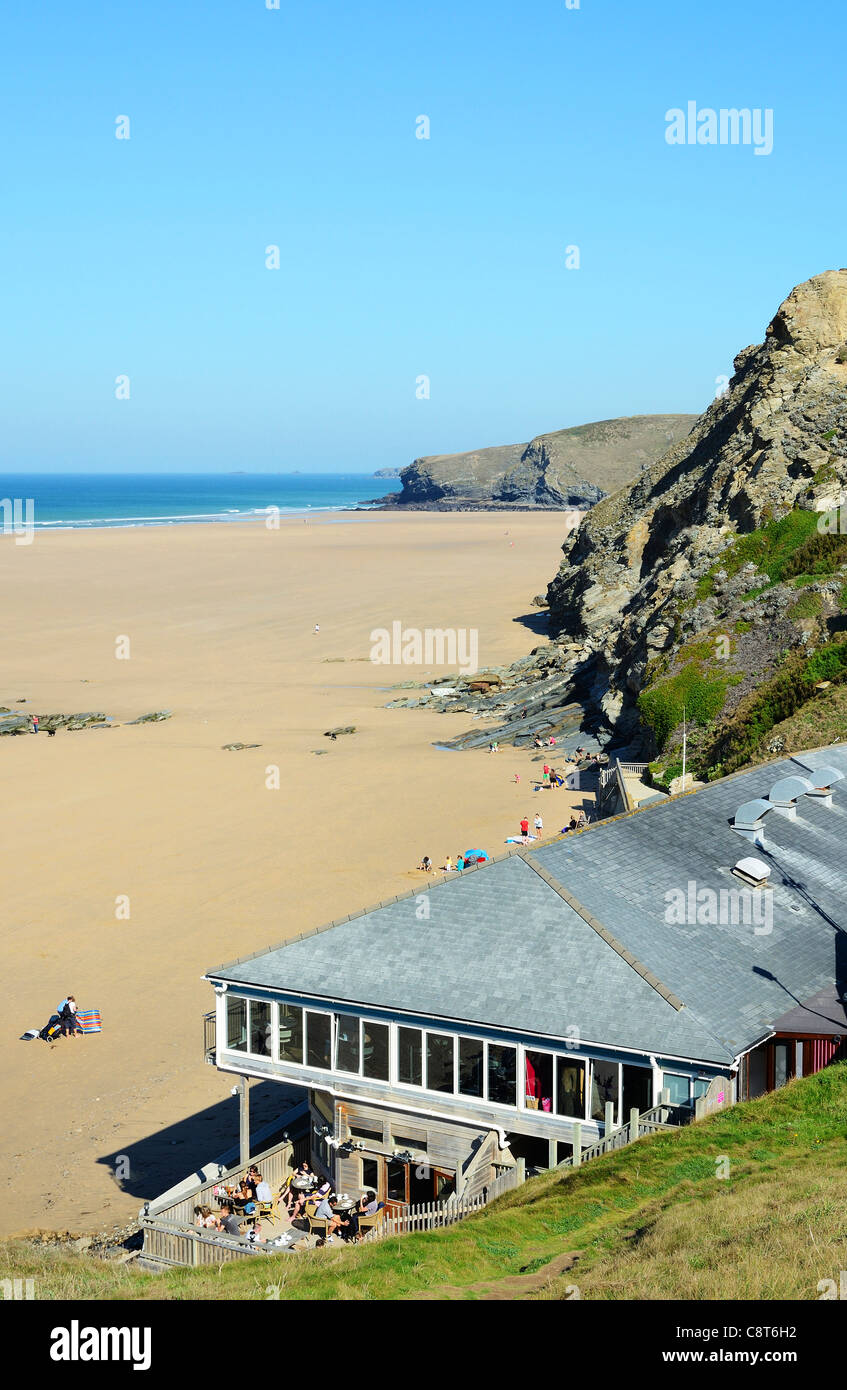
[694,1096,705,1121]
[572,1122,582,1164]
[516,1157,526,1184]
[239,1076,250,1169]
[604,1100,615,1135]
[630,1107,639,1140]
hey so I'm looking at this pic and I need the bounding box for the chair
[257,1197,278,1227]
[305,1199,329,1238]
[356,1207,385,1240]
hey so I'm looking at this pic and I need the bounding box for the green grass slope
[4,1065,847,1301]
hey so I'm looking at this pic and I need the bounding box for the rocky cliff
[394,272,847,772]
[545,270,847,749]
[378,415,698,509]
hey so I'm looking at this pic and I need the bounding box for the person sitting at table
[244,1166,261,1198]
[233,1179,253,1206]
[218,1202,245,1237]
[313,1184,349,1244]
[346,1190,379,1241]
[193,1204,220,1230]
[255,1172,273,1204]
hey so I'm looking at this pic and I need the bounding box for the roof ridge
[519,850,686,1012]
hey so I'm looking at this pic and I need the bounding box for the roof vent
[732,857,771,889]
[803,765,845,797]
[768,775,814,808]
[767,774,814,819]
[732,798,772,845]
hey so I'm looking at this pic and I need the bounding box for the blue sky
[1,0,844,473]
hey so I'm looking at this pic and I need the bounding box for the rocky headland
[392,271,847,778]
[373,414,698,511]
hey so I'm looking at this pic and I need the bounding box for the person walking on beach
[534,812,544,837]
[520,817,529,839]
[32,714,39,734]
[314,624,320,635]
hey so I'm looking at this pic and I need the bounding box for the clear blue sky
[2,0,844,473]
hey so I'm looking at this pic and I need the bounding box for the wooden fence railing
[376,1165,520,1239]
[140,1126,311,1265]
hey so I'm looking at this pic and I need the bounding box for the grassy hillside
[639,509,847,783]
[5,1065,847,1300]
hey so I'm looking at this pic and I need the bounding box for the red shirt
[520,819,529,834]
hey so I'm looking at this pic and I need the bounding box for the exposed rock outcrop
[375,415,698,510]
[398,272,847,762]
[544,269,847,738]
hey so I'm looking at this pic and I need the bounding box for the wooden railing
[556,1094,701,1171]
[141,1144,521,1263]
[140,1124,311,1266]
[376,1166,520,1238]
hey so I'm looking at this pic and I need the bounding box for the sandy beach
[0,511,589,1237]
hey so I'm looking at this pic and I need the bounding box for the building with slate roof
[204,746,847,1207]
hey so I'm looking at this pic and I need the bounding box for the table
[290,1177,317,1193]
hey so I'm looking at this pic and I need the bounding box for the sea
[0,473,402,531]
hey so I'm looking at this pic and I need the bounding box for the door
[380,1159,456,1211]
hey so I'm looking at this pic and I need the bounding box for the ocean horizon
[0,472,401,530]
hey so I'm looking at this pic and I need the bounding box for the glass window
[590,1061,620,1122]
[363,1022,389,1080]
[398,1027,422,1086]
[361,1158,379,1192]
[278,1004,303,1065]
[387,1161,407,1202]
[249,1000,272,1056]
[692,1078,711,1101]
[335,1014,361,1074]
[556,1058,586,1118]
[488,1044,517,1106]
[435,1172,455,1201]
[426,1034,455,1093]
[525,1050,554,1112]
[306,1011,332,1070]
[459,1038,484,1097]
[773,1044,790,1089]
[226,996,247,1052]
[622,1064,652,1116]
[662,1072,691,1107]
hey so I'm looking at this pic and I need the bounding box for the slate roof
[207,747,847,1066]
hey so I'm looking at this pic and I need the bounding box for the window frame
[221,997,649,1130]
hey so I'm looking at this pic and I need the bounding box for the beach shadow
[97,1079,303,1200]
